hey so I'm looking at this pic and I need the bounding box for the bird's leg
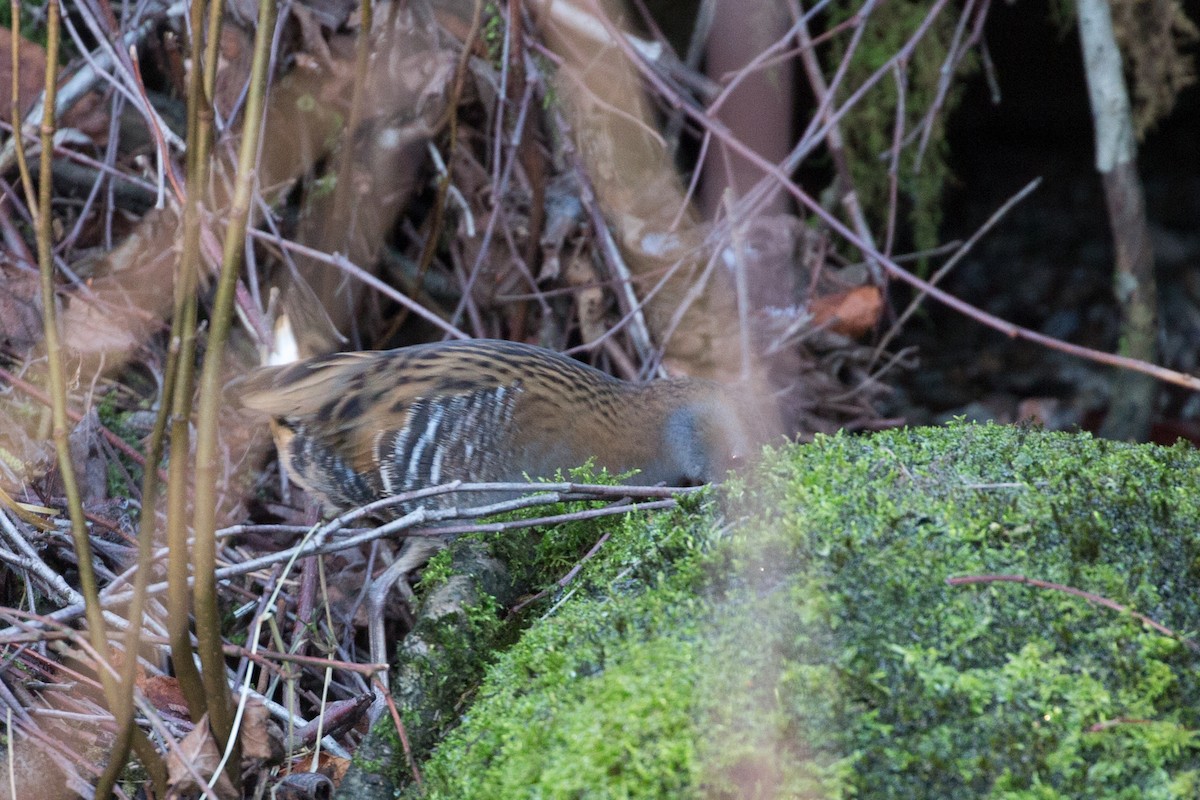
[366,536,447,672]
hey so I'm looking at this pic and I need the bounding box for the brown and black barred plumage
[237,339,762,514]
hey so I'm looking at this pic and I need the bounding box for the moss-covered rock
[399,424,1200,799]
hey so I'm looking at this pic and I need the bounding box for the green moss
[386,545,515,767]
[385,466,676,777]
[412,505,714,799]
[406,424,1200,798]
[95,392,148,499]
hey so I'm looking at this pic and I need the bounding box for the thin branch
[947,573,1199,652]
[0,483,701,638]
[871,177,1043,364]
[191,0,278,772]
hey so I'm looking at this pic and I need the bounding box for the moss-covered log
[342,424,1200,798]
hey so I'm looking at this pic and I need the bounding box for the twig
[244,231,469,341]
[228,492,684,579]
[0,2,188,174]
[378,677,422,787]
[871,177,1043,365]
[791,1,883,281]
[912,0,986,169]
[190,0,279,771]
[0,483,700,638]
[509,526,613,615]
[947,573,1199,653]
[0,509,82,606]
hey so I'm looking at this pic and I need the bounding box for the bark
[1077,0,1158,441]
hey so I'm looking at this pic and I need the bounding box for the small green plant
[481,3,505,66]
[95,391,146,499]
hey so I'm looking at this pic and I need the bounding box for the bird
[236,338,766,516]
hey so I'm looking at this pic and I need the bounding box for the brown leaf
[0,736,74,800]
[0,268,41,352]
[241,699,284,763]
[212,24,255,120]
[317,751,351,785]
[66,408,109,505]
[286,750,350,787]
[166,713,238,800]
[140,675,190,720]
[0,27,47,118]
[59,89,113,145]
[809,285,883,338]
[0,27,108,143]
[0,401,53,490]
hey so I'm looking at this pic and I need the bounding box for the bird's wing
[236,347,520,472]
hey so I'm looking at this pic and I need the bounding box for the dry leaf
[66,408,108,505]
[0,736,75,800]
[0,268,41,352]
[0,402,53,490]
[141,675,190,720]
[0,27,47,118]
[312,750,350,785]
[166,713,238,800]
[809,285,883,338]
[241,699,284,763]
[285,750,350,790]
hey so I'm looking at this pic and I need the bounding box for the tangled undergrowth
[4,0,1184,796]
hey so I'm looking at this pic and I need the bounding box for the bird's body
[237,339,760,514]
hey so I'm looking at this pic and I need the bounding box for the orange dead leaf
[141,674,190,720]
[289,749,350,785]
[809,285,883,338]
